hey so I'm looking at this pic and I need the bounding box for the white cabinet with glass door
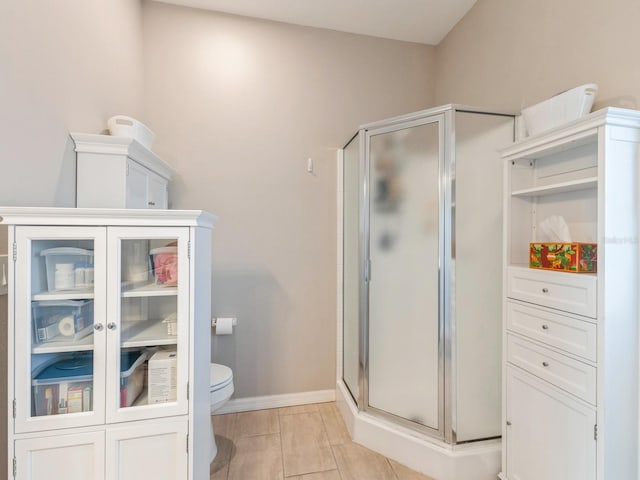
[2,208,214,480]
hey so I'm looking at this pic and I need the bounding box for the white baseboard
[214,389,336,415]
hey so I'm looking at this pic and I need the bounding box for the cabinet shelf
[511,177,598,197]
[32,289,94,301]
[121,320,178,348]
[121,282,178,298]
[32,335,94,354]
[508,264,597,278]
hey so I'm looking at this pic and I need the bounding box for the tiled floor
[210,402,434,480]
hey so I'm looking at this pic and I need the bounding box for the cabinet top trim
[0,207,216,228]
[501,107,640,160]
[70,133,174,180]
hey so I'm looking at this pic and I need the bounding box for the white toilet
[209,363,234,463]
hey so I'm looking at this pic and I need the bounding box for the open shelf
[511,177,598,197]
[32,289,94,301]
[121,320,178,348]
[32,335,94,354]
[121,282,178,298]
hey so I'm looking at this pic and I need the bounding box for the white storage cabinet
[71,133,174,209]
[500,108,640,480]
[1,208,215,480]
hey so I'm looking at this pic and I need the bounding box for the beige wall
[0,0,144,207]
[142,1,435,397]
[0,0,143,467]
[435,0,640,111]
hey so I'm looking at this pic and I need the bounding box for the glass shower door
[366,118,442,433]
[342,133,362,403]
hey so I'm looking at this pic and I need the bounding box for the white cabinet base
[106,421,188,480]
[15,432,105,480]
[505,366,596,480]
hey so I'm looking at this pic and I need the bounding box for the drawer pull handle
[542,361,549,367]
[148,201,156,206]
[542,324,549,330]
[542,288,549,293]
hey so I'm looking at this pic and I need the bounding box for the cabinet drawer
[507,301,597,361]
[507,334,596,405]
[506,267,596,318]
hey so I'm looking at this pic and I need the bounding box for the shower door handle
[365,258,372,282]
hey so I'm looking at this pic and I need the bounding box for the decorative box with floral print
[529,242,597,273]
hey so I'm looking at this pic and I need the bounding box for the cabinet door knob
[506,421,512,426]
[107,322,117,331]
[542,324,549,330]
[542,287,549,293]
[94,323,104,331]
[148,201,156,206]
[542,361,549,367]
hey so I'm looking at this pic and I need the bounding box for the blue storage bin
[32,351,146,416]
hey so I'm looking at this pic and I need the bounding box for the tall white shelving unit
[0,208,214,480]
[500,108,639,480]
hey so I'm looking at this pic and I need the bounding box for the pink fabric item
[153,252,178,286]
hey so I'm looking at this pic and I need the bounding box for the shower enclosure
[342,105,515,444]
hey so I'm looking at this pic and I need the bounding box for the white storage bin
[522,84,598,136]
[40,247,94,292]
[107,115,155,150]
[32,300,94,344]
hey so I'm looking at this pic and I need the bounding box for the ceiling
[152,0,477,45]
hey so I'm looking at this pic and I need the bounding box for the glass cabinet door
[14,227,107,433]
[106,227,190,423]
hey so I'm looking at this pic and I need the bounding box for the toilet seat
[210,363,233,392]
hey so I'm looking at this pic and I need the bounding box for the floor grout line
[319,404,343,472]
[277,407,286,480]
[316,405,341,477]
[386,457,400,480]
[213,402,430,480]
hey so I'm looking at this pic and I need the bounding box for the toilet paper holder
[211,317,238,328]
